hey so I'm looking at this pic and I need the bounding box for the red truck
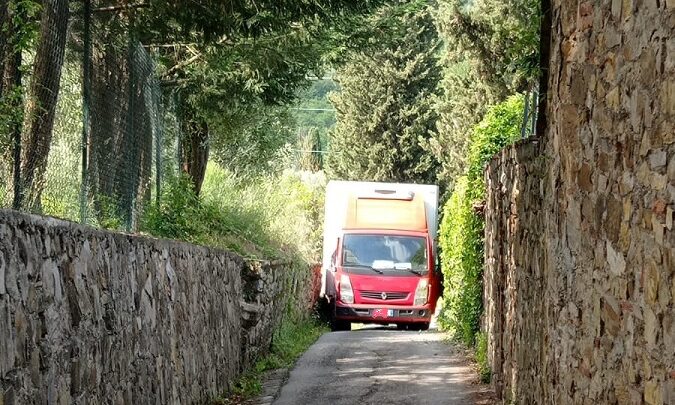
[321,181,440,331]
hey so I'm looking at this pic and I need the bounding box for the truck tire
[334,320,351,331]
[331,317,351,331]
[407,322,430,331]
[329,301,351,331]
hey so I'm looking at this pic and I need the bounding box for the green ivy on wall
[438,95,524,346]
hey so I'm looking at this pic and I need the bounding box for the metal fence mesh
[1,0,176,232]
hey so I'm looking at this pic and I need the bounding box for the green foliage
[142,164,325,262]
[139,0,389,44]
[438,95,523,346]
[141,175,203,242]
[437,176,483,345]
[208,104,295,178]
[429,60,499,192]
[5,0,42,52]
[436,0,541,93]
[294,79,337,140]
[147,1,393,182]
[467,95,526,188]
[326,4,441,185]
[39,59,83,222]
[475,331,491,383]
[432,0,540,192]
[212,318,327,403]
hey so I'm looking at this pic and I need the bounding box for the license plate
[372,309,390,318]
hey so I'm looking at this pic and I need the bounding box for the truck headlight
[414,279,429,306]
[339,274,354,304]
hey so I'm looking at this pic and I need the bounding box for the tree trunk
[0,1,9,98]
[20,0,70,210]
[179,102,209,195]
[8,50,22,209]
[1,1,24,209]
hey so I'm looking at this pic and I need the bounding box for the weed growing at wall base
[475,332,491,383]
[212,318,328,403]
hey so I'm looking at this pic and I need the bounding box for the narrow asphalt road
[273,327,480,405]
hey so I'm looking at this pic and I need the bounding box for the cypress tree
[326,5,441,185]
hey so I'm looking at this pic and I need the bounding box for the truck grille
[360,291,408,301]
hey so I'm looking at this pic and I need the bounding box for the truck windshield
[342,234,427,272]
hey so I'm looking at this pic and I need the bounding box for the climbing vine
[438,95,524,346]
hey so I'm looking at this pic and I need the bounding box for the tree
[436,0,540,93]
[138,0,393,193]
[20,0,69,209]
[431,0,540,191]
[326,4,441,185]
[0,0,40,208]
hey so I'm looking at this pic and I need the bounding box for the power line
[291,108,336,112]
[288,149,330,154]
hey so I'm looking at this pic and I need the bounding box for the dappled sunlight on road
[274,327,480,405]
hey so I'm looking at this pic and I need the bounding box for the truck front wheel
[329,301,351,331]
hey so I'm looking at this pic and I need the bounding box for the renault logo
[381,292,387,300]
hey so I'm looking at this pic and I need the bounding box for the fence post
[520,90,531,139]
[80,0,91,223]
[11,51,22,210]
[8,2,24,210]
[155,96,162,207]
[530,88,539,136]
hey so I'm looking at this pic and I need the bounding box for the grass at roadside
[440,330,491,384]
[212,317,328,404]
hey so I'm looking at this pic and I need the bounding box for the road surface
[273,327,481,405]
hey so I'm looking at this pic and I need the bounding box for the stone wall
[484,1,674,403]
[0,210,310,404]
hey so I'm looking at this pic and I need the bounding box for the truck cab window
[342,234,427,272]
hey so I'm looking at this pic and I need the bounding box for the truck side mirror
[330,238,340,271]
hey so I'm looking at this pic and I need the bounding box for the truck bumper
[335,304,432,324]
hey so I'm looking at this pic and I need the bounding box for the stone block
[612,0,622,19]
[661,79,675,116]
[649,149,668,170]
[652,174,668,191]
[644,380,663,405]
[606,87,621,111]
[607,242,627,275]
[653,216,666,245]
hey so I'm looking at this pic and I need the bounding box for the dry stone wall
[484,1,674,403]
[0,210,306,404]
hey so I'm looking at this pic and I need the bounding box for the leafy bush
[438,95,523,345]
[141,175,204,242]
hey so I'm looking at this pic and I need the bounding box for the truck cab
[322,181,440,331]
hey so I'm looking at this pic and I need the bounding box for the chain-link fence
[1,0,180,232]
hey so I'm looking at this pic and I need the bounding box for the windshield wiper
[405,268,424,276]
[345,263,384,274]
